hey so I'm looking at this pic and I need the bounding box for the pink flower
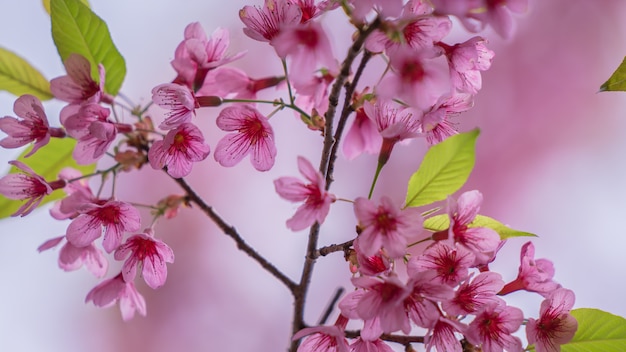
[408,242,475,287]
[273,21,338,82]
[290,0,339,22]
[65,200,141,253]
[350,338,394,352]
[50,168,96,220]
[425,317,466,352]
[499,241,561,296]
[352,240,391,276]
[293,315,349,352]
[444,36,495,94]
[342,107,382,160]
[363,100,421,143]
[466,301,524,352]
[349,0,403,22]
[339,275,411,338]
[0,160,60,217]
[377,46,449,109]
[171,23,245,89]
[292,71,334,116]
[50,53,106,104]
[442,272,504,316]
[198,67,283,101]
[38,236,108,278]
[152,83,199,130]
[405,270,454,329]
[114,229,175,289]
[274,156,336,231]
[353,196,423,259]
[148,122,210,178]
[526,288,577,352]
[446,190,501,264]
[421,93,473,145]
[61,103,126,164]
[85,273,147,321]
[214,105,276,171]
[239,0,302,42]
[0,94,63,157]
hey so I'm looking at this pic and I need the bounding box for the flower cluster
[0,0,583,351]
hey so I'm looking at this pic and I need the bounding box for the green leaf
[600,57,626,92]
[0,138,96,219]
[471,215,536,239]
[43,0,90,14]
[0,47,53,100]
[423,214,536,239]
[405,129,479,207]
[50,0,125,95]
[560,308,626,352]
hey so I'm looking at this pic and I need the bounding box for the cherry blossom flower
[239,0,302,43]
[65,200,141,253]
[349,0,403,22]
[420,93,473,145]
[443,36,495,94]
[148,122,210,178]
[405,270,454,329]
[446,190,501,264]
[526,288,578,352]
[171,23,245,89]
[198,67,284,100]
[0,160,61,217]
[339,275,412,339]
[353,196,423,259]
[50,53,108,104]
[214,105,276,171]
[152,83,199,130]
[292,70,334,116]
[290,0,339,22]
[38,236,108,278]
[499,241,561,296]
[425,317,466,352]
[408,241,475,287]
[273,21,338,82]
[85,273,146,321]
[442,271,505,316]
[350,338,394,352]
[293,315,349,352]
[0,94,64,157]
[377,46,449,109]
[114,229,175,289]
[274,156,336,231]
[352,240,391,276]
[50,168,97,220]
[342,107,382,160]
[465,301,524,352]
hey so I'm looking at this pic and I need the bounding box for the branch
[314,239,354,259]
[344,330,425,345]
[171,176,298,293]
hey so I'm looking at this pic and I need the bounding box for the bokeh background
[1,1,626,351]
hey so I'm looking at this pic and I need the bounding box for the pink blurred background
[1,1,626,351]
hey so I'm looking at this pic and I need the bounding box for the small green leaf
[0,138,96,219]
[471,215,536,239]
[405,129,479,208]
[423,214,450,231]
[600,57,626,92]
[423,214,535,239]
[51,0,126,95]
[0,48,53,100]
[560,308,626,352]
[43,0,89,14]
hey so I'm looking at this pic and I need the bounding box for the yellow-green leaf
[405,129,479,208]
[0,138,96,219]
[51,0,126,95]
[600,56,626,92]
[0,48,52,100]
[560,309,626,352]
[43,0,89,14]
[423,214,536,239]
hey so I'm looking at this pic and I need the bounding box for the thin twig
[314,239,354,258]
[317,287,345,325]
[344,330,425,345]
[171,176,298,292]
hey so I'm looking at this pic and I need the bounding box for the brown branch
[290,19,381,352]
[171,176,298,293]
[314,239,354,258]
[344,330,425,345]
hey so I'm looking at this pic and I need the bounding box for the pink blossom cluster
[0,0,578,351]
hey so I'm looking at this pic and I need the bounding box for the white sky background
[1,1,626,351]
